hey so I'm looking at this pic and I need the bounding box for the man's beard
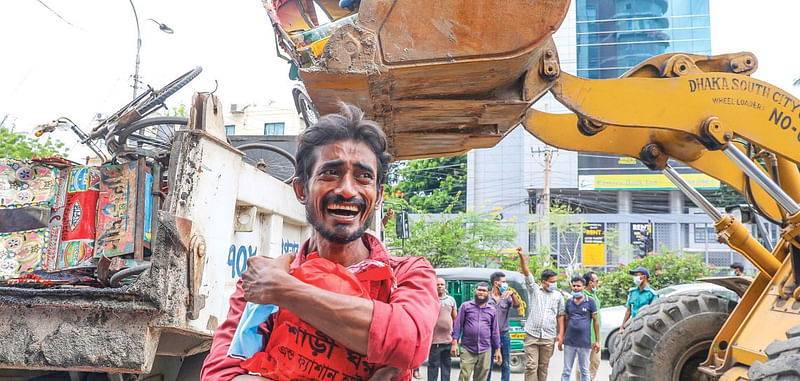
[475,295,488,304]
[306,198,372,244]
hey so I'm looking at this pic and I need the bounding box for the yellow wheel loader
[267,0,800,379]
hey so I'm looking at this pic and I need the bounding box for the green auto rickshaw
[436,267,530,373]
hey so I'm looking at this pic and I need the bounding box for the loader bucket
[265,0,570,159]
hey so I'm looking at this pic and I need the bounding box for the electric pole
[535,147,554,257]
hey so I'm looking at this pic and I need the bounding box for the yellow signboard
[582,243,606,267]
[579,173,720,190]
[509,332,525,340]
[582,222,606,267]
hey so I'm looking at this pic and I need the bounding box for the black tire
[610,292,735,381]
[110,116,189,160]
[748,324,800,380]
[236,143,297,184]
[109,264,151,288]
[605,328,620,356]
[508,353,524,373]
[296,91,319,128]
[91,67,201,140]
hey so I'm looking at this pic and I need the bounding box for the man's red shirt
[201,233,438,380]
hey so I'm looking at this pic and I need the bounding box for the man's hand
[494,350,502,365]
[557,334,564,351]
[450,342,459,357]
[501,290,514,299]
[381,208,395,227]
[241,253,297,305]
[618,326,624,335]
[517,246,531,277]
[592,342,601,353]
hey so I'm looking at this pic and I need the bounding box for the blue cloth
[226,302,279,359]
[453,300,501,354]
[561,345,591,381]
[626,285,658,318]
[487,332,511,381]
[564,297,597,349]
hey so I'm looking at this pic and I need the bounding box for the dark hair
[540,269,557,282]
[570,276,585,285]
[475,281,490,290]
[730,262,744,271]
[583,271,596,286]
[295,103,391,188]
[490,271,506,285]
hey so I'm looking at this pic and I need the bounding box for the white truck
[0,93,311,380]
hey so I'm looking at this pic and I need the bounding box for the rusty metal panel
[94,162,151,259]
[377,0,569,64]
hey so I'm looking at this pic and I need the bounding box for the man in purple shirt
[452,282,502,381]
[487,271,520,381]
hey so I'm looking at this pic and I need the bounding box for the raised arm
[517,246,531,277]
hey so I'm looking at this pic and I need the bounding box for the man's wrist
[275,276,307,306]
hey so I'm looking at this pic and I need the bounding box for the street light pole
[129,0,174,99]
[130,0,142,99]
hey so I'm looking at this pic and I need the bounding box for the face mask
[633,275,643,285]
[571,291,583,298]
[545,281,557,291]
[499,282,508,293]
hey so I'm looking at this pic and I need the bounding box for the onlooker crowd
[438,250,660,381]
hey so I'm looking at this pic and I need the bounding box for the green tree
[596,248,715,306]
[386,202,517,268]
[0,127,68,158]
[385,154,466,213]
[529,202,588,270]
[168,104,188,117]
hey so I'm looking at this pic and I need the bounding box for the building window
[694,224,715,243]
[225,125,235,135]
[264,122,285,135]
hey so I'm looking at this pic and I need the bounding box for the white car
[600,281,741,356]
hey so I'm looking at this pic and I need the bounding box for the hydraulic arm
[523,52,786,221]
[525,48,800,376]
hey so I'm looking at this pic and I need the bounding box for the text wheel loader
[269,0,800,379]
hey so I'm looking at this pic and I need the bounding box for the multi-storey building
[467,0,754,270]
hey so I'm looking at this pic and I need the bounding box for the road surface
[420,349,612,380]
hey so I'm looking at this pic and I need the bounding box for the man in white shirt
[517,247,565,381]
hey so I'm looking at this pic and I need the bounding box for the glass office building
[576,0,711,79]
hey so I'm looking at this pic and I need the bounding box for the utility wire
[36,0,85,31]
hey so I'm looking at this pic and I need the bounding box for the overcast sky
[1,0,798,159]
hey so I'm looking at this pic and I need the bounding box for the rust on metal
[298,0,570,160]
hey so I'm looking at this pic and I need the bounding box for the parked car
[600,281,742,356]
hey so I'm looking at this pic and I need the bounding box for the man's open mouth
[327,202,362,218]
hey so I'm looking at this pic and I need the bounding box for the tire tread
[609,292,734,380]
